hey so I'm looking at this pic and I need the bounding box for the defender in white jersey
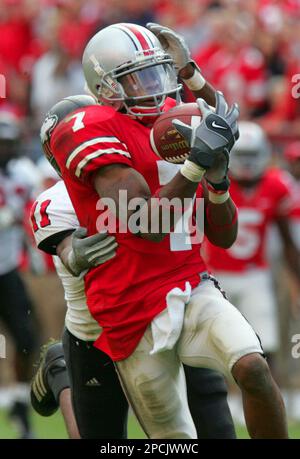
[32,180,101,342]
[31,179,237,438]
[31,179,128,439]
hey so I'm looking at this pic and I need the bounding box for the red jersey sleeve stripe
[66,137,128,170]
[75,148,131,178]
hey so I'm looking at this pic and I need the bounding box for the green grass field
[0,409,299,439]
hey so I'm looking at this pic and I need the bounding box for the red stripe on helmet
[122,24,150,51]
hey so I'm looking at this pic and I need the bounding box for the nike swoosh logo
[211,121,227,130]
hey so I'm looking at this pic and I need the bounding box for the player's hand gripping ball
[150,103,202,164]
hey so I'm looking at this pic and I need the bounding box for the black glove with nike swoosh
[172,91,239,189]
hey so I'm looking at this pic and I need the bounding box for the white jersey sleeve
[31,180,101,341]
[31,180,79,254]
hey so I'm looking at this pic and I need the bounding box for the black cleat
[30,340,70,417]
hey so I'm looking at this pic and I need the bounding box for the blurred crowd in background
[0,0,300,437]
[1,0,300,138]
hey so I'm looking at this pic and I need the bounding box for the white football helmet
[229,121,271,180]
[82,23,182,118]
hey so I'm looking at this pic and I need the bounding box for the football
[150,102,202,164]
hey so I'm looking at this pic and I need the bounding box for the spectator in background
[100,0,156,26]
[30,7,87,127]
[0,110,40,438]
[153,0,209,54]
[193,10,268,118]
[255,9,300,134]
[52,0,99,59]
[0,0,39,74]
[0,0,43,116]
[284,141,300,252]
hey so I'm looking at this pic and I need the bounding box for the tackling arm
[30,184,118,277]
[56,233,74,271]
[56,228,118,277]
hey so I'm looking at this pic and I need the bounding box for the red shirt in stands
[194,44,267,112]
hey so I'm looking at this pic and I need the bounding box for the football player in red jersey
[45,23,287,438]
[284,141,300,251]
[205,122,300,361]
[283,141,300,316]
[30,173,235,439]
[35,48,237,440]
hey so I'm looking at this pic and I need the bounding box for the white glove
[146,22,191,74]
[67,227,118,276]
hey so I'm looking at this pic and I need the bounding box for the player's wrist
[181,61,206,91]
[208,189,230,204]
[206,178,231,204]
[180,159,205,182]
[66,250,82,277]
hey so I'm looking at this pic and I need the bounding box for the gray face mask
[108,63,182,117]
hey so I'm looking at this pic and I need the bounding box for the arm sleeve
[30,182,79,255]
[65,135,132,183]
